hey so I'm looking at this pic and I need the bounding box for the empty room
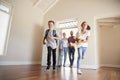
[0,0,120,80]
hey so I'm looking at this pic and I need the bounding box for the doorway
[97,17,120,67]
[60,28,78,67]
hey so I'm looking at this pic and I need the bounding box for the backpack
[44,29,58,43]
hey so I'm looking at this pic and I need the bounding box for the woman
[59,32,68,67]
[76,21,91,74]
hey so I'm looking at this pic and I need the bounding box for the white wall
[0,0,44,65]
[42,0,120,69]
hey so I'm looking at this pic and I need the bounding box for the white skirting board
[0,62,119,69]
[0,61,98,69]
[80,65,99,69]
[0,61,41,65]
[100,64,120,68]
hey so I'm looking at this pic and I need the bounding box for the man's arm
[43,37,46,44]
[43,30,48,44]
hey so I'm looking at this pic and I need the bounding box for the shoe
[71,65,73,68]
[46,69,50,71]
[77,69,82,74]
[58,65,62,67]
[46,66,50,71]
[63,65,65,67]
[69,65,71,67]
[82,57,84,59]
[69,65,73,68]
[53,67,56,71]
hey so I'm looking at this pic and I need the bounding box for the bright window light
[0,3,11,55]
[0,4,9,13]
[58,21,78,29]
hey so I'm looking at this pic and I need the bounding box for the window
[57,19,78,37]
[57,20,78,29]
[0,2,11,55]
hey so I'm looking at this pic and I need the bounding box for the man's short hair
[48,20,55,24]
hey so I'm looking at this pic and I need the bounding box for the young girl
[76,21,91,74]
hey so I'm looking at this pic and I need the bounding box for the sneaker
[69,65,72,68]
[69,65,71,67]
[46,69,50,71]
[58,65,62,67]
[77,69,82,74]
[53,67,56,71]
[69,65,73,68]
[46,66,50,71]
[82,57,84,59]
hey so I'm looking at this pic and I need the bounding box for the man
[43,20,60,71]
[68,31,75,68]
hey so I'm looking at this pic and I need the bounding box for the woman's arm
[82,36,90,43]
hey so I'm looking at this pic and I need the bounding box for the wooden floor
[0,65,120,80]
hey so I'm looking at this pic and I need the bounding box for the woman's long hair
[81,21,91,30]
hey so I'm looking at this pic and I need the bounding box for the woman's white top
[76,30,90,47]
[60,38,68,50]
[62,39,68,47]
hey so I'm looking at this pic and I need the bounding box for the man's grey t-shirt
[46,30,58,49]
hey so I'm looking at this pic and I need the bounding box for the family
[43,20,91,74]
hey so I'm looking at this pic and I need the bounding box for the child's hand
[70,42,74,46]
[43,41,46,44]
[48,36,54,40]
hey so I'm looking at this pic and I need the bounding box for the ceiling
[30,0,59,14]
